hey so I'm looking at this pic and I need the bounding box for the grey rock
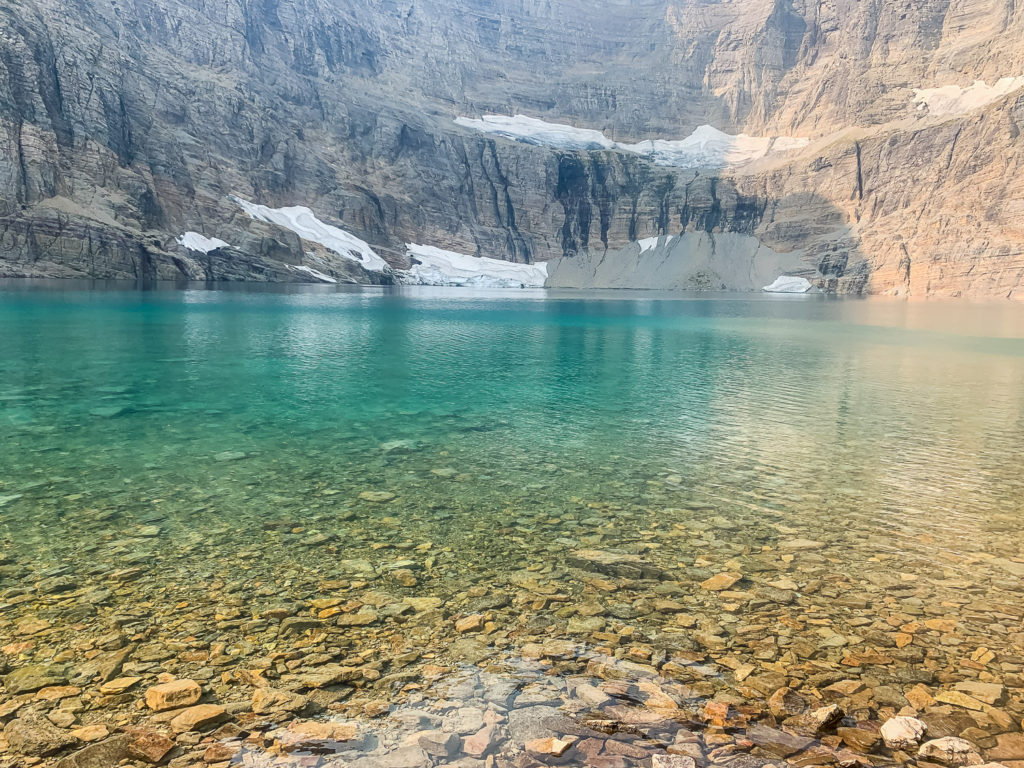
[4,715,78,756]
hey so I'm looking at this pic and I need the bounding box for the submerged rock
[918,737,983,766]
[144,678,202,711]
[4,715,78,756]
[881,716,927,749]
[4,664,68,694]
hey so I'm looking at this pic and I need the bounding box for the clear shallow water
[2,281,1024,767]
[3,284,1024,565]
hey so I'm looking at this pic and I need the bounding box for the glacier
[231,196,390,272]
[455,115,809,169]
[398,244,548,288]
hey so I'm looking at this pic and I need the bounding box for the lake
[2,281,1023,767]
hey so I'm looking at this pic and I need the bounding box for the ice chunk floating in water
[177,232,229,253]
[231,196,390,272]
[455,115,808,169]
[399,244,548,288]
[763,276,813,293]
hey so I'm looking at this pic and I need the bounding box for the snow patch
[762,276,812,293]
[230,196,389,272]
[177,232,229,253]
[913,77,1024,117]
[455,115,808,169]
[637,235,675,253]
[455,114,616,150]
[398,244,548,288]
[290,265,338,283]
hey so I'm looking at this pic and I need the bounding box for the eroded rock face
[0,0,1022,295]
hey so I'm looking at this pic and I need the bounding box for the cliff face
[0,0,1022,296]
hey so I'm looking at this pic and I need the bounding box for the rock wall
[0,0,1021,296]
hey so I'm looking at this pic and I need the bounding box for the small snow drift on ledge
[177,232,229,253]
[763,276,813,293]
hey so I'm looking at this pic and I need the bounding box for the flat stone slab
[567,549,663,579]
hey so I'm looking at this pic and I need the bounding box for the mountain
[1,0,1022,297]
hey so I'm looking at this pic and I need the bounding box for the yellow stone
[935,690,984,710]
[100,677,142,695]
[701,572,742,591]
[145,679,202,712]
[71,724,109,742]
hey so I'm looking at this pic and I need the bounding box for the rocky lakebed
[2,484,1023,768]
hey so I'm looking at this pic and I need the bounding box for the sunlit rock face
[0,0,1022,296]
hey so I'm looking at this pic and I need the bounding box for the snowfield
[913,77,1024,117]
[177,232,229,253]
[398,244,548,288]
[762,276,813,293]
[455,115,808,169]
[231,196,390,272]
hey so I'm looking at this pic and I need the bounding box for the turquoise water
[4,281,1024,763]
[3,283,1024,570]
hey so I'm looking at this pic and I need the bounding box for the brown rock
[99,676,142,695]
[4,714,78,756]
[989,733,1024,762]
[203,742,241,762]
[838,725,881,752]
[52,735,133,768]
[252,686,309,715]
[462,724,499,757]
[36,685,82,701]
[145,679,202,712]
[123,727,176,763]
[170,704,227,732]
[936,690,986,711]
[69,725,108,743]
[953,682,1006,706]
[769,686,808,718]
[526,736,576,757]
[747,724,814,756]
[701,572,742,591]
[284,720,358,743]
[455,614,485,633]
